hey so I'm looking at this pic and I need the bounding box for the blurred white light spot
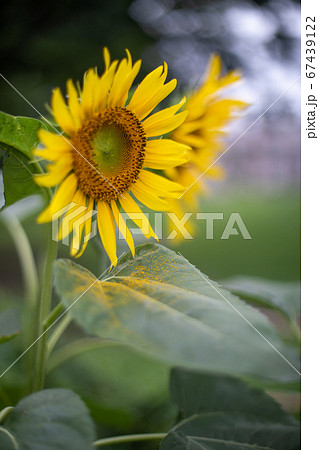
[226,6,278,43]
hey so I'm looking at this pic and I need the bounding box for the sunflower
[166,55,247,234]
[34,48,190,266]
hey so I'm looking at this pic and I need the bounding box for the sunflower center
[92,125,128,176]
[71,107,146,202]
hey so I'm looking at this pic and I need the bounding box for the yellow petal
[51,88,76,136]
[70,210,91,256]
[144,139,190,169]
[205,165,225,180]
[34,146,71,162]
[73,198,95,258]
[131,182,170,211]
[95,61,118,113]
[37,174,78,223]
[108,50,141,108]
[103,47,111,70]
[97,201,117,267]
[139,170,183,195]
[145,139,190,157]
[66,79,81,127]
[38,129,71,151]
[119,194,157,240]
[218,69,242,89]
[173,132,207,149]
[116,58,141,107]
[128,63,177,120]
[58,189,87,241]
[206,99,248,121]
[206,55,222,83]
[143,99,188,137]
[166,199,196,241]
[111,200,135,257]
[81,68,99,119]
[143,155,189,170]
[107,57,128,107]
[34,156,73,187]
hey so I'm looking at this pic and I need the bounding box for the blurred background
[0,0,300,446]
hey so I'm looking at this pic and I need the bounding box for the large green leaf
[222,276,300,322]
[160,413,300,450]
[53,244,300,384]
[0,308,21,345]
[1,147,44,210]
[170,368,297,423]
[0,112,45,159]
[0,389,96,450]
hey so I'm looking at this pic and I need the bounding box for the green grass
[165,189,300,282]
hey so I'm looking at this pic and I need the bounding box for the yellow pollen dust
[71,107,146,202]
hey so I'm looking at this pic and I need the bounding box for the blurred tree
[0,0,153,116]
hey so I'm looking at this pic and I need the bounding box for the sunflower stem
[1,212,40,393]
[0,427,19,450]
[46,314,72,358]
[93,433,167,447]
[1,212,39,314]
[42,302,65,331]
[43,302,71,359]
[0,407,14,423]
[31,224,58,392]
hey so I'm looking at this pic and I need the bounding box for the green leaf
[0,111,47,209]
[170,368,297,424]
[222,277,300,321]
[160,413,300,450]
[0,147,44,210]
[0,389,96,450]
[0,308,21,345]
[53,243,300,384]
[0,111,45,159]
[163,368,300,449]
[48,341,172,430]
